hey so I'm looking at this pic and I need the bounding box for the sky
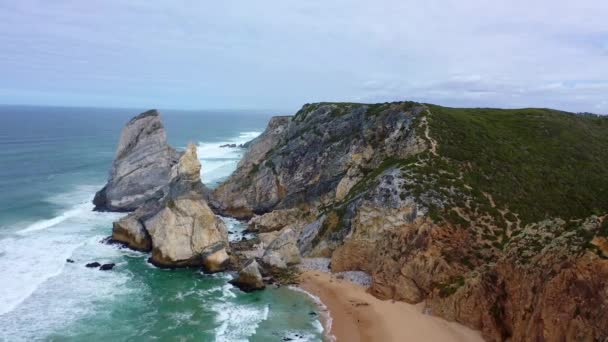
[0,0,607,113]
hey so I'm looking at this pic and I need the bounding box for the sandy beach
[299,270,484,342]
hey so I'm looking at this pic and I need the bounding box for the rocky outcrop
[229,259,265,292]
[214,103,426,217]
[145,197,228,268]
[247,208,315,233]
[97,111,230,270]
[213,116,291,218]
[111,208,153,251]
[94,109,180,211]
[142,143,229,269]
[262,227,301,269]
[215,101,608,341]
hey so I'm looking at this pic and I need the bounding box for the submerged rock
[85,262,101,268]
[229,259,265,292]
[99,263,115,271]
[93,109,180,211]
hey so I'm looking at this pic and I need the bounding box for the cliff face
[214,102,427,217]
[216,102,608,341]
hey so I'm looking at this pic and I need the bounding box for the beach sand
[299,270,484,342]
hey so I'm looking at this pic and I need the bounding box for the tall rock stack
[93,109,180,212]
[96,110,229,271]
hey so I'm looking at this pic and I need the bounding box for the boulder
[94,109,180,211]
[111,209,153,252]
[262,227,301,269]
[201,242,231,273]
[146,197,228,268]
[229,259,265,292]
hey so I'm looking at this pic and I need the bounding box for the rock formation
[261,227,301,269]
[213,116,292,218]
[229,259,265,292]
[97,111,229,270]
[216,101,608,341]
[94,109,180,211]
[112,209,153,251]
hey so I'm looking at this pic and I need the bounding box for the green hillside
[425,105,608,225]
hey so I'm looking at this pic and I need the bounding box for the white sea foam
[17,202,92,234]
[0,237,133,341]
[196,131,261,186]
[213,302,270,342]
[282,331,319,342]
[289,286,336,342]
[221,216,254,242]
[0,185,123,318]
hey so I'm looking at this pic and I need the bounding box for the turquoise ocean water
[0,106,324,341]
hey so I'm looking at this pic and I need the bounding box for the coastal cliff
[215,102,608,341]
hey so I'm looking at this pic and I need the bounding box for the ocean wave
[195,131,261,186]
[288,286,335,342]
[17,202,92,234]
[213,302,270,342]
[0,185,123,317]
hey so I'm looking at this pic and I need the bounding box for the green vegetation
[426,105,608,225]
[437,275,465,297]
[300,101,607,257]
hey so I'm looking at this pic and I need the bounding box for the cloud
[0,0,607,113]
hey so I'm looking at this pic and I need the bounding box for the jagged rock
[145,144,229,268]
[262,227,301,269]
[85,262,101,268]
[214,103,426,217]
[99,263,115,271]
[258,231,281,248]
[213,116,291,218]
[229,259,265,292]
[96,113,231,270]
[93,109,180,211]
[297,217,325,256]
[247,208,314,233]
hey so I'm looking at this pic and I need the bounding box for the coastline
[298,270,484,342]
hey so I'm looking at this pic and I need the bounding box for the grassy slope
[426,105,608,225]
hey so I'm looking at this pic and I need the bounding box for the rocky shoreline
[94,104,608,341]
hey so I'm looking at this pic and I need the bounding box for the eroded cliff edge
[215,102,608,341]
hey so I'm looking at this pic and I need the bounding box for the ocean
[0,106,324,341]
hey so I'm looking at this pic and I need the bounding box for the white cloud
[0,0,606,113]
